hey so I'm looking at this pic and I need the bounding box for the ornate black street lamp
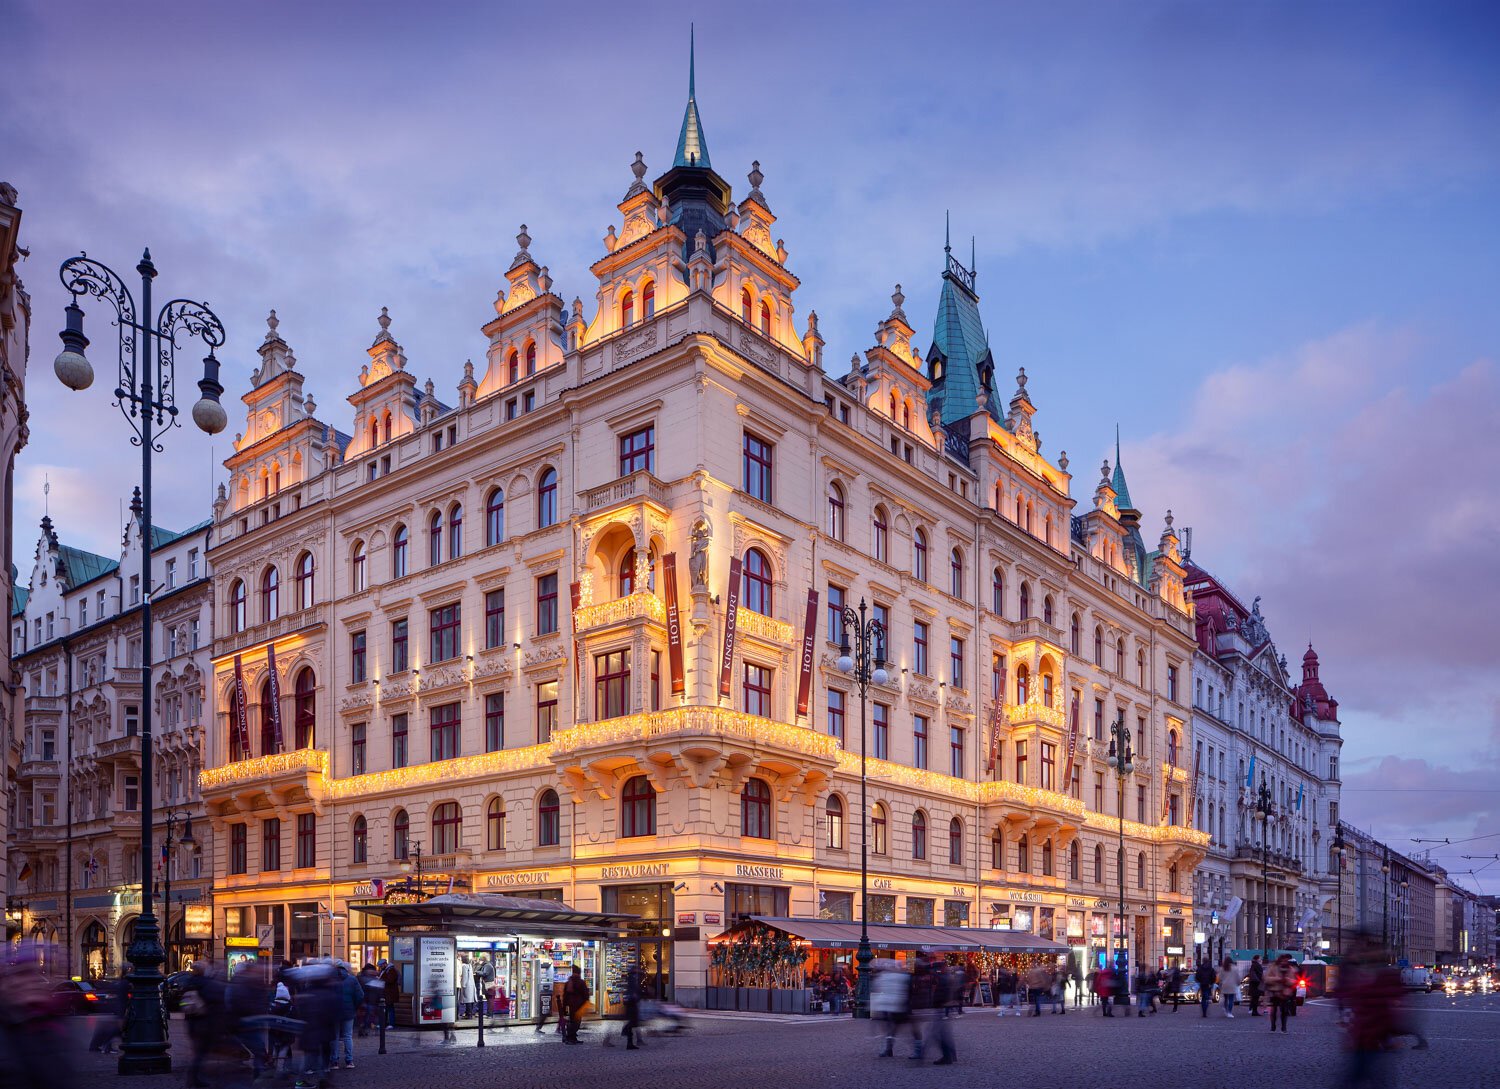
[1106,712,1133,979]
[159,808,197,973]
[1380,849,1391,963]
[1332,825,1346,959]
[55,250,228,1075]
[836,598,887,1019]
[1253,778,1275,961]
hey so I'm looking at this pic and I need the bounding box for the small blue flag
[1245,753,1256,788]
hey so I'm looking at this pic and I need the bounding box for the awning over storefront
[350,893,636,939]
[714,916,1070,954]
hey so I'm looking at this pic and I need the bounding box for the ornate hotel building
[8,504,214,975]
[199,67,1206,1005]
[1185,559,1343,963]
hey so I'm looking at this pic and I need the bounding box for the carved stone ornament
[736,330,775,369]
[615,323,659,365]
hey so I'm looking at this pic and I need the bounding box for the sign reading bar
[662,552,687,696]
[232,655,252,759]
[266,643,285,753]
[734,863,784,881]
[717,556,743,699]
[795,588,820,717]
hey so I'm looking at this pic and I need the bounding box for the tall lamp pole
[1331,825,1346,959]
[1398,873,1409,964]
[1106,712,1133,979]
[1253,778,1274,960]
[160,809,196,974]
[836,598,887,1019]
[54,251,228,1074]
[1380,850,1391,963]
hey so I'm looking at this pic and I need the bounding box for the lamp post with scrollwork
[1106,712,1134,984]
[1253,779,1275,961]
[54,250,228,1075]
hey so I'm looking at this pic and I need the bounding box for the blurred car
[51,978,101,1015]
[162,970,196,1013]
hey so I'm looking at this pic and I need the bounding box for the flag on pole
[1296,782,1304,812]
[1245,753,1256,787]
[266,644,285,753]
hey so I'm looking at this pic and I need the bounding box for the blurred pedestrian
[88,970,130,1053]
[379,959,401,1028]
[1025,962,1051,1017]
[1247,954,1265,1016]
[336,962,364,1068]
[1263,953,1295,1033]
[561,964,590,1043]
[908,955,936,1063]
[1,953,77,1089]
[1219,957,1243,1018]
[871,959,910,1058]
[1338,934,1405,1087]
[606,963,643,1050]
[926,963,959,1065]
[356,963,378,1036]
[1194,959,1217,1018]
[1093,964,1117,1017]
[180,959,222,1089]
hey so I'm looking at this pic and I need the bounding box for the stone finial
[1164,509,1174,529]
[464,359,475,381]
[539,265,553,293]
[631,151,647,183]
[216,482,227,501]
[890,284,907,323]
[304,393,317,416]
[424,378,435,399]
[571,295,584,317]
[517,224,531,252]
[265,309,280,341]
[775,238,787,263]
[1016,367,1028,393]
[807,310,819,333]
[604,225,617,252]
[658,193,671,225]
[492,286,507,316]
[1101,459,1111,483]
[1035,431,1042,453]
[693,229,707,254]
[375,307,392,341]
[1059,449,1069,472]
[749,160,764,191]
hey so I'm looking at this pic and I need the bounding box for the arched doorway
[81,920,108,980]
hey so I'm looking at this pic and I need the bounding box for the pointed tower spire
[673,25,711,169]
[945,210,951,255]
[1111,424,1136,513]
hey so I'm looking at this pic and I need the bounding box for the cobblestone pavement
[50,992,1500,1089]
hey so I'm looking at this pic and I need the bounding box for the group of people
[869,954,966,1065]
[808,971,852,1014]
[1190,953,1300,1029]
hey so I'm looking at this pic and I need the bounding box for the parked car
[162,970,196,1013]
[51,978,101,1015]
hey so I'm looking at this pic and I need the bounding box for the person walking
[1163,964,1182,1011]
[1219,957,1243,1018]
[181,959,222,1089]
[1263,953,1295,1033]
[356,962,379,1036]
[336,962,364,1068]
[1093,964,1116,1016]
[1069,956,1085,1009]
[1337,934,1405,1087]
[908,955,937,1063]
[1024,962,1051,1017]
[926,963,959,1065]
[605,964,643,1050]
[1133,967,1154,1017]
[1247,955,1265,1016]
[88,970,130,1053]
[379,959,402,1028]
[561,964,590,1043]
[1194,959,1217,1018]
[1050,964,1067,1014]
[872,959,911,1058]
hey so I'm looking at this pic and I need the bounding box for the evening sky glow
[5,0,1498,884]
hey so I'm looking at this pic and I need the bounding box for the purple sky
[8,1,1499,888]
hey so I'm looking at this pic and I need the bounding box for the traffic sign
[256,924,274,949]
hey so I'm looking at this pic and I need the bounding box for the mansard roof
[928,244,994,428]
[673,27,711,169]
[59,544,118,589]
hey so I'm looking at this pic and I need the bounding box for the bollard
[378,1005,387,1055]
[477,993,486,1048]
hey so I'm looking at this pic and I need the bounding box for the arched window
[258,679,277,756]
[230,579,246,633]
[1069,841,1081,881]
[1016,833,1030,874]
[948,817,963,866]
[537,469,558,528]
[1042,838,1054,876]
[1070,614,1081,655]
[393,809,410,860]
[432,801,461,855]
[448,504,463,561]
[1043,595,1054,626]
[913,528,928,582]
[1116,638,1126,674]
[759,300,772,336]
[618,550,636,597]
[1094,626,1104,664]
[743,548,773,616]
[1018,582,1030,620]
[620,289,634,328]
[293,668,316,749]
[621,775,656,838]
[1016,664,1030,704]
[392,525,409,578]
[486,798,505,851]
[352,815,368,864]
[1167,729,1179,766]
[382,410,392,444]
[872,803,888,855]
[352,541,367,592]
[741,287,753,324]
[991,828,1005,870]
[525,341,536,375]
[642,281,656,319]
[537,789,560,847]
[872,506,889,563]
[1168,863,1179,893]
[1094,843,1104,883]
[826,795,844,850]
[508,350,519,385]
[1137,649,1146,687]
[827,482,845,541]
[1042,671,1054,708]
[911,810,928,860]
[741,778,772,839]
[889,391,898,420]
[1137,851,1146,889]
[260,566,279,623]
[992,568,1004,616]
[428,510,443,566]
[902,403,911,429]
[950,548,965,599]
[295,552,315,610]
[368,418,379,449]
[485,489,505,547]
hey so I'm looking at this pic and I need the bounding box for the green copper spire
[1112,424,1136,511]
[673,25,711,169]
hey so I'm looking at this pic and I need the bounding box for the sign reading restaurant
[600,863,671,879]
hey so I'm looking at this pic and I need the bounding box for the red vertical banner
[569,581,583,716]
[717,556,742,700]
[662,553,686,696]
[795,589,820,717]
[232,654,252,759]
[1060,691,1081,790]
[985,657,1007,773]
[266,643,285,753]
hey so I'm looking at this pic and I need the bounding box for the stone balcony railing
[1009,616,1065,647]
[551,706,839,762]
[573,591,666,633]
[95,734,142,762]
[325,745,551,801]
[17,758,61,779]
[1006,698,1067,731]
[979,778,1086,819]
[736,607,794,644]
[200,747,328,793]
[581,469,671,513]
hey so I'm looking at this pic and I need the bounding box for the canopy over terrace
[714,916,1070,954]
[351,892,637,938]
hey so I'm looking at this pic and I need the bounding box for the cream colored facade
[199,87,1205,1004]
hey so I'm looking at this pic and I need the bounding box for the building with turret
[196,51,1204,1009]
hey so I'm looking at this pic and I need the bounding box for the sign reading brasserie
[734,864,783,881]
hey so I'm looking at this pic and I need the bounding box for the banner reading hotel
[569,581,582,713]
[1060,691,1081,790]
[265,644,285,753]
[662,553,686,696]
[717,556,742,700]
[231,654,252,758]
[795,588,820,717]
[985,658,1007,773]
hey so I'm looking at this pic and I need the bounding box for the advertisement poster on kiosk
[418,936,456,1024]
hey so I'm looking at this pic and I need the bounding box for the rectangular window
[262,817,282,872]
[1015,740,1028,786]
[430,702,461,762]
[1093,698,1104,741]
[124,774,139,810]
[352,723,367,776]
[619,425,656,475]
[505,398,518,421]
[907,898,935,926]
[536,680,559,743]
[914,621,929,676]
[391,618,409,673]
[230,824,247,874]
[651,650,662,711]
[485,589,506,649]
[743,663,772,718]
[873,702,890,760]
[537,574,559,635]
[949,636,965,689]
[165,558,176,589]
[80,599,88,626]
[742,432,774,503]
[191,619,201,649]
[913,714,929,769]
[295,812,316,868]
[1137,784,1147,822]
[188,548,199,579]
[827,585,846,642]
[522,390,535,413]
[485,693,505,752]
[351,630,367,682]
[392,713,409,769]
[950,726,965,778]
[1167,664,1179,702]
[1041,741,1057,791]
[827,689,846,743]
[130,575,140,605]
[429,602,461,662]
[594,649,631,719]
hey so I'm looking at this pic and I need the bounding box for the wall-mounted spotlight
[673,882,689,892]
[709,881,724,894]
